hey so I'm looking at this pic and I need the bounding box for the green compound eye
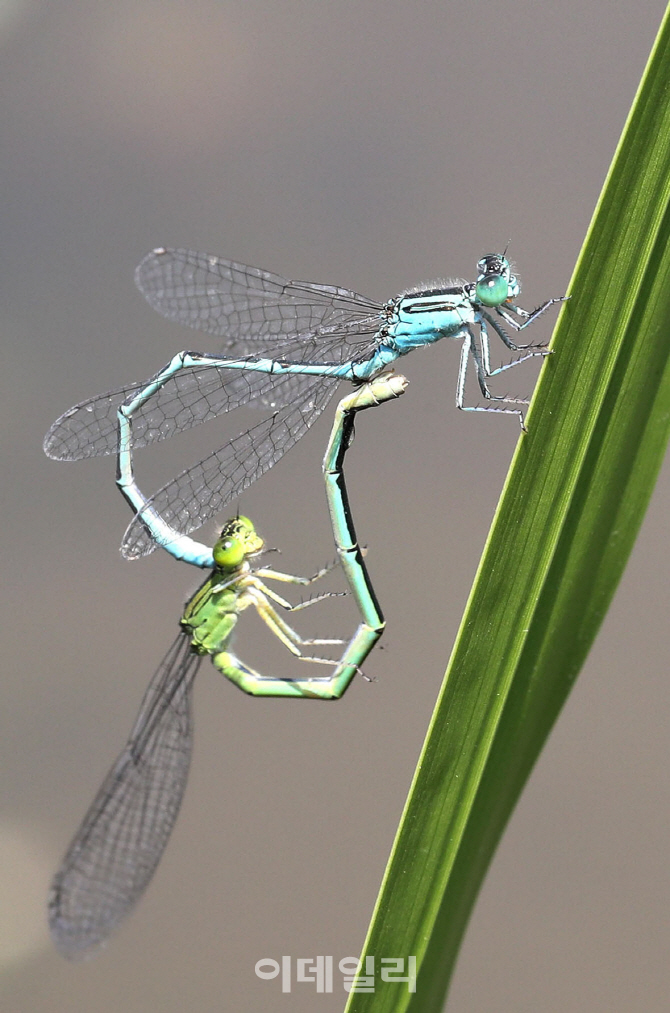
[475,273,509,307]
[213,535,246,569]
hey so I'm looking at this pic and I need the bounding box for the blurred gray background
[2,1,670,1010]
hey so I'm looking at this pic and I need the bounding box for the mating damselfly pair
[45,248,563,956]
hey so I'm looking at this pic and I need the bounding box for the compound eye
[475,273,509,307]
[213,535,246,569]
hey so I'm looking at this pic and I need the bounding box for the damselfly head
[213,515,264,569]
[475,254,519,306]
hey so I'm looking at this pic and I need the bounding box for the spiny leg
[478,318,550,385]
[480,311,549,358]
[248,582,345,649]
[254,555,348,611]
[243,572,345,615]
[456,328,528,428]
[495,295,568,334]
[254,556,340,585]
[481,296,567,354]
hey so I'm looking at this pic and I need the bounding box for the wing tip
[48,884,107,961]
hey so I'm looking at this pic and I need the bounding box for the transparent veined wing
[135,247,383,347]
[43,315,383,462]
[44,363,317,461]
[48,634,201,958]
[44,379,146,461]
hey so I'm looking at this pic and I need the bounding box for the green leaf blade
[344,5,670,1011]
